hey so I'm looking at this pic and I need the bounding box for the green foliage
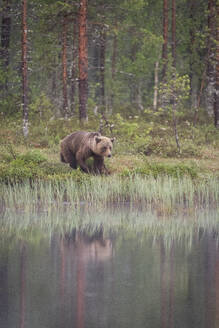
[18,150,47,164]
[0,148,91,184]
[113,113,139,137]
[159,70,190,109]
[29,93,53,123]
[120,162,199,178]
[0,160,40,182]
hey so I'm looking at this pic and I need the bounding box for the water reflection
[59,229,112,328]
[0,226,219,328]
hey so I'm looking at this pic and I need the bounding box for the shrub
[121,162,198,178]
[18,150,47,164]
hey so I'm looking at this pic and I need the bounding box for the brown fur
[60,131,115,174]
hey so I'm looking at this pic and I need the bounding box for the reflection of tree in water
[0,247,9,328]
[1,228,219,328]
[159,233,219,328]
[59,228,112,328]
[19,244,26,328]
[160,239,175,328]
[216,254,219,327]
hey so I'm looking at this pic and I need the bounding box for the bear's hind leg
[60,149,77,169]
[60,152,66,163]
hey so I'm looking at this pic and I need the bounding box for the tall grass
[0,175,218,247]
[0,175,218,213]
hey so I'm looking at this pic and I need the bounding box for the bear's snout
[108,154,112,158]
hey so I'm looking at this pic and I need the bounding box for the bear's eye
[109,146,112,151]
[101,147,107,152]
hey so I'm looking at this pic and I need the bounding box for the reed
[0,175,218,213]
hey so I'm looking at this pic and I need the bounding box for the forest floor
[0,115,219,182]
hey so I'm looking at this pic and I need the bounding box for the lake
[0,206,219,328]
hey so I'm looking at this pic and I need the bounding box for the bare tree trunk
[100,28,106,108]
[189,0,198,109]
[153,61,159,111]
[214,1,219,128]
[171,0,176,68]
[171,0,179,141]
[22,0,28,137]
[70,19,77,115]
[173,101,181,153]
[110,32,117,111]
[78,0,88,123]
[136,82,143,111]
[194,68,206,124]
[1,0,11,69]
[62,13,68,117]
[162,0,168,80]
[52,58,57,98]
[206,0,216,114]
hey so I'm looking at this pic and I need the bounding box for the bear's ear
[95,137,102,144]
[111,137,115,143]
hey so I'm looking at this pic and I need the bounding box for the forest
[0,0,219,180]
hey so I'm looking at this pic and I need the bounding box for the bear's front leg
[76,153,90,173]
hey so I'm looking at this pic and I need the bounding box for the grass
[1,174,218,213]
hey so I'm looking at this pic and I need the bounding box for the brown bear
[60,131,115,174]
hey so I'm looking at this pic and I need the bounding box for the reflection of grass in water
[0,203,218,249]
[0,175,218,213]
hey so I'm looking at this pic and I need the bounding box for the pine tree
[78,0,88,122]
[22,0,28,137]
[214,0,219,127]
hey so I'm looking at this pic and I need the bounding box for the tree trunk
[153,61,159,111]
[100,28,106,108]
[78,0,88,123]
[189,0,198,109]
[22,0,28,137]
[171,0,176,68]
[70,19,77,115]
[162,0,168,80]
[1,0,11,69]
[206,0,216,115]
[214,0,219,128]
[136,82,143,111]
[52,59,57,98]
[173,101,181,153]
[62,13,68,117]
[110,32,117,111]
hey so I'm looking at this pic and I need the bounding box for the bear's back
[61,131,101,153]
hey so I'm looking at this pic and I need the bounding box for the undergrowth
[0,148,203,183]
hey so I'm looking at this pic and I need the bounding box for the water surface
[0,208,219,328]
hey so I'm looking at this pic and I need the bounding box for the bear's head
[93,136,115,157]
